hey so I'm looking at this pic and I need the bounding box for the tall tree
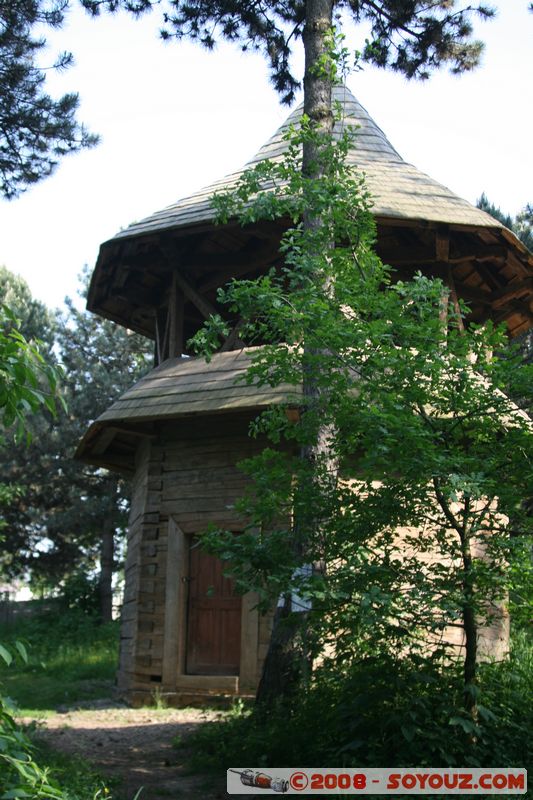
[0,0,98,199]
[0,266,56,350]
[257,0,337,707]
[0,268,152,620]
[0,283,66,800]
[82,0,495,102]
[195,118,533,721]
[54,280,152,620]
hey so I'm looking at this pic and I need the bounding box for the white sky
[0,1,531,311]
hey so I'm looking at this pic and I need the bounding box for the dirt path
[25,705,231,800]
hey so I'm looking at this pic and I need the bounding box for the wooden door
[186,541,241,675]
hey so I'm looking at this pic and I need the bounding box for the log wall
[117,412,274,704]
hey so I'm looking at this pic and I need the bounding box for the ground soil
[24,702,236,800]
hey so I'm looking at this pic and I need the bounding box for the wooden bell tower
[78,86,533,704]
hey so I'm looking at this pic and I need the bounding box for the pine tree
[0,268,152,620]
[477,193,533,254]
[82,0,495,102]
[0,0,98,199]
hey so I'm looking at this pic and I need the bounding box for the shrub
[60,572,100,618]
[185,637,532,773]
[0,643,63,798]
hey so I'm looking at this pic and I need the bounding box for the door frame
[162,516,259,693]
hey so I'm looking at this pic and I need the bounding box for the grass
[1,609,124,799]
[0,609,119,713]
[30,741,119,800]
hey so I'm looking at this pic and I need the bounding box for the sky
[0,1,531,312]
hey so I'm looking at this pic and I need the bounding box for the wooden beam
[435,227,450,263]
[378,244,509,268]
[476,262,505,291]
[376,246,434,265]
[198,260,272,293]
[453,282,493,306]
[106,424,156,439]
[154,308,164,365]
[155,305,171,364]
[221,320,244,352]
[494,300,533,326]
[185,249,269,270]
[450,246,507,264]
[447,267,465,334]
[436,228,450,327]
[455,278,533,317]
[162,518,187,688]
[490,278,533,309]
[439,288,449,325]
[92,427,118,456]
[160,245,220,320]
[110,284,160,307]
[168,272,184,358]
[173,269,219,320]
[79,455,134,474]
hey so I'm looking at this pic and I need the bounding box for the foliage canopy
[0,0,98,199]
[82,0,495,102]
[0,267,152,606]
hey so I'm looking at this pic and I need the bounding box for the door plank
[186,542,241,675]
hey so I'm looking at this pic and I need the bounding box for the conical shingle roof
[112,85,495,239]
[87,85,532,343]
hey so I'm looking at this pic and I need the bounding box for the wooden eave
[76,349,300,469]
[88,214,533,343]
[75,419,158,474]
[86,86,533,342]
[87,218,287,345]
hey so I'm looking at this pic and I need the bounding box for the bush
[0,643,63,798]
[185,637,532,773]
[60,572,100,617]
[30,743,116,800]
[0,636,118,799]
[0,607,118,663]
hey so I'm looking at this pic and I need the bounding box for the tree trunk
[460,504,478,721]
[98,486,116,623]
[256,0,334,708]
[256,602,303,705]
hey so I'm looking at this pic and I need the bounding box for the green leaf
[449,715,476,734]
[476,704,497,723]
[14,642,28,664]
[0,645,13,666]
[401,724,416,742]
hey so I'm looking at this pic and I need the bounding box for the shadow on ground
[25,707,234,800]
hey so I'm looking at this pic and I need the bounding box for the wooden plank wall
[117,438,150,690]
[117,411,275,699]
